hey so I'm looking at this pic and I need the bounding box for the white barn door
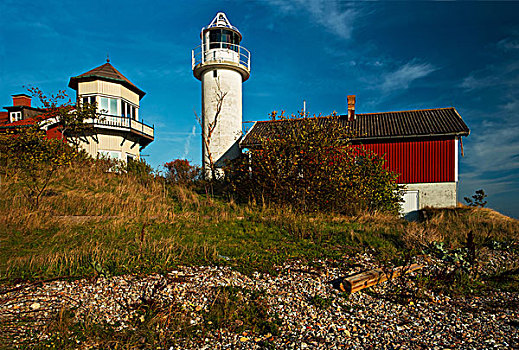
[401,190,419,220]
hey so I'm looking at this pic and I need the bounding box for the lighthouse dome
[201,12,242,42]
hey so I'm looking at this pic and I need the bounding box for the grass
[0,160,517,287]
[1,161,518,348]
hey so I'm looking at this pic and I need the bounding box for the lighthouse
[192,12,251,177]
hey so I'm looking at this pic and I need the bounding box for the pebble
[0,252,518,348]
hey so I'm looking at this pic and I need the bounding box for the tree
[195,79,228,181]
[27,86,99,151]
[464,189,487,207]
[0,124,82,208]
[0,88,96,208]
[228,112,403,214]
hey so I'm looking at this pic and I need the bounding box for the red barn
[240,96,470,215]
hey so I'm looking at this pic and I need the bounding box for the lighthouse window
[209,29,240,51]
[209,30,221,49]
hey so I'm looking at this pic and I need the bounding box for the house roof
[0,110,57,129]
[68,62,146,99]
[240,107,470,148]
[0,116,40,129]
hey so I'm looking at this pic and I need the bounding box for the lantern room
[192,12,250,81]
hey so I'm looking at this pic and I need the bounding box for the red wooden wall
[45,125,64,140]
[356,137,455,184]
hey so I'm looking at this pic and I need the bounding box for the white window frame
[99,96,119,116]
[126,153,138,162]
[98,150,121,160]
[120,98,139,121]
[81,95,96,106]
[10,111,22,123]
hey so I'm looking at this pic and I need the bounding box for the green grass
[1,162,518,348]
[0,161,517,287]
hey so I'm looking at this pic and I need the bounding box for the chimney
[12,94,31,107]
[347,95,356,121]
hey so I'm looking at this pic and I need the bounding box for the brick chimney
[347,95,356,121]
[12,94,31,107]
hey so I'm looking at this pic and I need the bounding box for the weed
[203,287,281,336]
[309,295,334,309]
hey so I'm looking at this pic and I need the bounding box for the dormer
[3,94,44,123]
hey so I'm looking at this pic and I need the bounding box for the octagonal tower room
[68,59,154,161]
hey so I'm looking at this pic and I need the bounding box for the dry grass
[419,206,519,247]
[1,160,517,282]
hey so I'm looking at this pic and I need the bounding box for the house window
[10,111,22,123]
[99,97,118,116]
[98,150,121,160]
[82,96,96,106]
[120,100,137,120]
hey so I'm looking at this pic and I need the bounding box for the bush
[464,189,488,207]
[228,112,403,214]
[0,127,85,208]
[164,159,200,186]
[126,158,155,185]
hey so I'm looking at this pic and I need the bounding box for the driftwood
[339,263,423,294]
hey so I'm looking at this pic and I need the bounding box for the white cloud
[265,0,359,39]
[457,37,519,201]
[380,61,436,92]
[461,173,519,198]
[464,124,519,174]
[498,37,519,51]
[182,124,197,159]
[460,94,519,197]
[461,61,519,91]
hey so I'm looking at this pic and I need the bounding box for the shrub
[164,159,200,186]
[228,112,403,214]
[126,158,155,185]
[0,126,85,208]
[464,189,488,207]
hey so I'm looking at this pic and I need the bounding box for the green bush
[228,112,403,214]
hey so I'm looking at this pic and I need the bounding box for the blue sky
[1,1,518,218]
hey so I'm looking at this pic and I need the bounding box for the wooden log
[340,263,423,294]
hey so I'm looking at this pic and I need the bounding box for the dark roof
[68,62,146,99]
[241,107,470,148]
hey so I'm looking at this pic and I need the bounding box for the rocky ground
[1,254,518,349]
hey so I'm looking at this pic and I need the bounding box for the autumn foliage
[228,112,403,214]
[164,159,200,186]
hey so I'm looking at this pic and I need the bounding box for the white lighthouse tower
[192,12,251,177]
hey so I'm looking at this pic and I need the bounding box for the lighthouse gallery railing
[192,43,251,71]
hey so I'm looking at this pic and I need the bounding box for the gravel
[1,253,518,348]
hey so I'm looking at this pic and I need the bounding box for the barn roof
[240,107,470,148]
[68,62,146,99]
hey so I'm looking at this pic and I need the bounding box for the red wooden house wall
[355,137,455,184]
